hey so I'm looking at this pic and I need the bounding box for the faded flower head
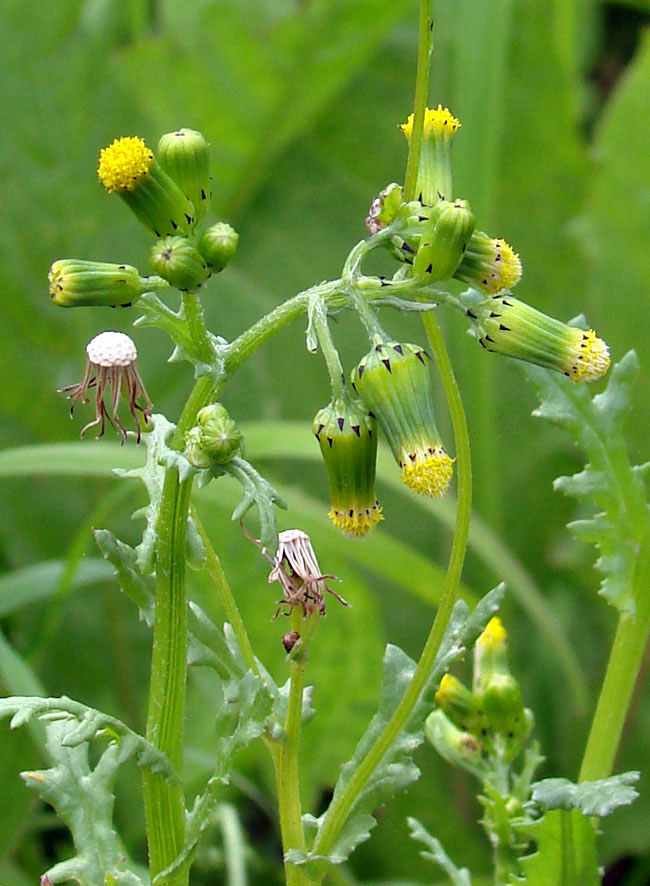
[268,529,347,616]
[58,331,152,443]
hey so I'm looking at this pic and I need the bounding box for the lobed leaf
[528,352,650,612]
[407,817,472,886]
[509,810,599,885]
[531,772,640,818]
[113,414,205,573]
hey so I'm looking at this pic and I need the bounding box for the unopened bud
[158,128,211,226]
[150,236,209,291]
[48,259,159,307]
[185,403,243,468]
[413,198,475,282]
[198,222,239,272]
[366,182,404,234]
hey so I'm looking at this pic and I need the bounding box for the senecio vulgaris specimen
[38,94,616,886]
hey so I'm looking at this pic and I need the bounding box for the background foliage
[1,0,649,883]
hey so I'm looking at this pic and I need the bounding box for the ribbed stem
[579,527,650,782]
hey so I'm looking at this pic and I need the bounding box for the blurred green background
[1,0,650,883]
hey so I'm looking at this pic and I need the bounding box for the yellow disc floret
[400,105,461,140]
[480,617,508,648]
[328,504,384,538]
[569,330,611,382]
[98,137,155,193]
[400,446,454,497]
[494,240,522,293]
[435,674,462,708]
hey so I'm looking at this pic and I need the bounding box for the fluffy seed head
[86,331,137,368]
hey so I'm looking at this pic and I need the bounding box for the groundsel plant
[2,7,649,886]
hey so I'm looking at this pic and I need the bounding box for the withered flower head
[268,529,347,617]
[58,331,152,443]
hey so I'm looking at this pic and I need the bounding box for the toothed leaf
[527,353,649,612]
[531,772,640,817]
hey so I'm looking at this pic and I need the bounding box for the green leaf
[510,810,599,886]
[527,352,650,612]
[113,414,205,573]
[20,718,146,886]
[93,530,155,627]
[531,772,640,818]
[407,817,472,886]
[135,292,227,383]
[0,696,174,779]
[213,455,288,553]
[157,649,273,882]
[290,586,505,873]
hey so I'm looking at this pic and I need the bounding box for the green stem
[143,472,193,885]
[403,0,433,202]
[182,293,216,365]
[273,606,311,886]
[225,282,341,377]
[310,302,346,399]
[311,311,472,860]
[578,526,650,782]
[192,506,259,676]
[351,290,387,342]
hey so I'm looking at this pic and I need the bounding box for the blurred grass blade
[0,558,111,618]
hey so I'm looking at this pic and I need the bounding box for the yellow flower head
[569,329,611,382]
[400,105,461,140]
[455,232,522,295]
[328,504,384,538]
[98,137,155,193]
[400,445,454,498]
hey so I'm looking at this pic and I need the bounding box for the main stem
[312,311,472,861]
[403,0,433,202]
[578,527,650,782]
[143,471,193,885]
[272,607,310,886]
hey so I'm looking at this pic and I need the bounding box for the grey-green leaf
[531,772,640,817]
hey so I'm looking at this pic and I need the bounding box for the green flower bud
[473,617,510,692]
[480,673,529,743]
[48,259,157,308]
[185,403,243,468]
[352,340,453,497]
[365,182,404,234]
[454,229,522,294]
[198,222,239,272]
[413,198,475,282]
[400,105,461,203]
[434,674,489,737]
[313,393,382,538]
[158,128,211,226]
[425,710,485,776]
[471,295,610,382]
[150,236,209,292]
[98,137,195,237]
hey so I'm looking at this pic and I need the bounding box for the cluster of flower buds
[363,105,609,381]
[313,336,455,537]
[52,127,240,441]
[426,617,534,769]
[185,403,244,469]
[49,127,239,308]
